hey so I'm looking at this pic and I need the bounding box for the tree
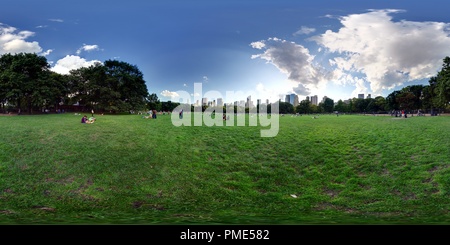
[67,60,149,113]
[435,56,450,108]
[385,90,401,111]
[374,96,387,113]
[278,101,294,114]
[147,93,160,111]
[321,97,334,113]
[104,60,149,112]
[334,99,348,113]
[295,99,311,114]
[67,64,105,110]
[396,91,416,111]
[0,53,51,114]
[404,85,424,110]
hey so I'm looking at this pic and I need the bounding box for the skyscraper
[285,93,299,106]
[311,95,318,105]
[217,98,223,107]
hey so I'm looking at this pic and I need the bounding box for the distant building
[293,95,299,107]
[246,96,253,108]
[367,94,371,99]
[311,95,318,105]
[217,98,223,107]
[285,93,299,106]
[358,94,364,99]
[202,97,208,106]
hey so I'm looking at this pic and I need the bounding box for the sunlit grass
[0,112,449,224]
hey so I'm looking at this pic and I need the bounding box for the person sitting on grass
[81,115,87,123]
[86,116,96,123]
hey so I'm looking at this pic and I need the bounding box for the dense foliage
[0,53,150,114]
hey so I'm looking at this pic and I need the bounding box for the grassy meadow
[0,112,449,224]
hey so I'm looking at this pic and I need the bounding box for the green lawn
[0,112,449,224]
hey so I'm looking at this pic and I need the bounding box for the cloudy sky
[2,0,450,104]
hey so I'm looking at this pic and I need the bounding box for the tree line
[1,53,449,115]
[0,52,163,114]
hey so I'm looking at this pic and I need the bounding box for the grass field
[0,112,449,224]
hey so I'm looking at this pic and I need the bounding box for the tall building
[246,95,254,108]
[367,94,371,99]
[358,94,364,99]
[202,97,208,106]
[311,95,318,105]
[216,98,223,107]
[285,95,290,103]
[285,93,299,106]
[294,95,299,107]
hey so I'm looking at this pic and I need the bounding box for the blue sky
[2,0,450,104]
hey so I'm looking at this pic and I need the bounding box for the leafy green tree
[435,56,450,108]
[396,91,416,111]
[66,64,104,109]
[0,52,51,114]
[278,101,294,114]
[421,84,435,111]
[67,60,149,113]
[104,60,149,112]
[334,99,347,113]
[321,97,334,113]
[295,99,311,114]
[385,90,401,111]
[374,96,387,112]
[404,85,424,110]
[147,93,160,111]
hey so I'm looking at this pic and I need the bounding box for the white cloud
[293,26,316,35]
[0,23,44,55]
[161,90,179,98]
[250,37,335,95]
[49,19,64,23]
[311,9,450,94]
[250,41,265,49]
[76,44,100,55]
[50,55,102,74]
[40,49,53,56]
